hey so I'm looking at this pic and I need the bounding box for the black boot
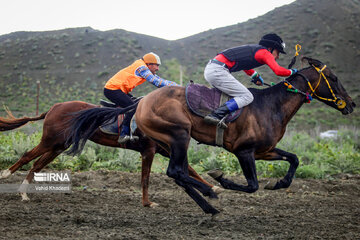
[204,103,231,128]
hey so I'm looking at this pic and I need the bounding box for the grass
[0,122,359,179]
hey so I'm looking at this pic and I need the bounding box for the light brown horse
[0,101,220,205]
[65,57,356,216]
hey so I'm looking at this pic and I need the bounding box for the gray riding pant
[204,61,254,108]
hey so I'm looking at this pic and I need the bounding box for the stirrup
[129,135,139,142]
[217,117,228,129]
[204,115,227,129]
[118,135,131,144]
[118,135,139,144]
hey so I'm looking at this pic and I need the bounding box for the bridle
[284,65,347,109]
[263,44,347,109]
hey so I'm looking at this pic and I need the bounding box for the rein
[287,44,301,69]
[283,76,313,103]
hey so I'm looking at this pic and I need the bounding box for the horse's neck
[266,74,311,126]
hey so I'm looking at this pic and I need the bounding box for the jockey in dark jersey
[204,33,298,127]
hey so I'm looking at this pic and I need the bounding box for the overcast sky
[1,0,295,40]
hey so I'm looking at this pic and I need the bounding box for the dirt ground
[0,170,359,240]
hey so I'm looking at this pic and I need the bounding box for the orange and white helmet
[143,52,161,65]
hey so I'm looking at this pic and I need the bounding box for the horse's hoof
[211,212,226,222]
[212,186,225,195]
[208,169,223,179]
[264,180,278,190]
[20,193,30,201]
[143,201,159,208]
[149,202,159,208]
[0,169,11,179]
[208,196,219,206]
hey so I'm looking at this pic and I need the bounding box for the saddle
[185,82,244,147]
[185,82,243,123]
[98,99,137,137]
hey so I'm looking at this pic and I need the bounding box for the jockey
[104,52,178,143]
[204,33,298,128]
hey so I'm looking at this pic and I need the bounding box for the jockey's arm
[244,69,260,79]
[136,66,178,87]
[254,49,295,77]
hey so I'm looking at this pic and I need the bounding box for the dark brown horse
[65,57,356,216]
[0,101,220,205]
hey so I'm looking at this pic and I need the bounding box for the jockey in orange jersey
[104,52,178,143]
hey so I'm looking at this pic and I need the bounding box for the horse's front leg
[256,148,299,190]
[167,138,220,215]
[209,149,259,193]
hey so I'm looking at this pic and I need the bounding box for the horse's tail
[0,111,48,131]
[65,102,139,155]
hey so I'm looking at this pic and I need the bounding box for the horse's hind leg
[141,145,222,208]
[0,144,48,180]
[19,150,62,201]
[260,148,299,190]
[140,148,158,207]
[187,165,224,195]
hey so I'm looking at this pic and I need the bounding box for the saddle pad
[99,114,124,135]
[100,112,138,136]
[185,83,243,123]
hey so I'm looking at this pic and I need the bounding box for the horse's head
[301,57,356,115]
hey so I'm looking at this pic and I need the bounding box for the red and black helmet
[259,33,286,54]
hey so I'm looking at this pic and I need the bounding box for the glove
[251,73,264,86]
[290,69,298,75]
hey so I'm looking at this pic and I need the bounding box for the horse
[64,57,356,216]
[0,101,221,206]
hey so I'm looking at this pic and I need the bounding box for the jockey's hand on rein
[251,74,264,86]
[290,69,298,75]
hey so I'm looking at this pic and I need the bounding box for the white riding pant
[204,61,254,109]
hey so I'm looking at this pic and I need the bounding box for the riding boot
[117,109,136,144]
[204,99,239,128]
[118,125,131,144]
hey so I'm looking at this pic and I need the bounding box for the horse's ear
[301,56,311,65]
[301,57,323,68]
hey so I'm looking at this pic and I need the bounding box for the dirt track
[1,170,359,239]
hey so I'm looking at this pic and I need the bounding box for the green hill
[0,0,359,128]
